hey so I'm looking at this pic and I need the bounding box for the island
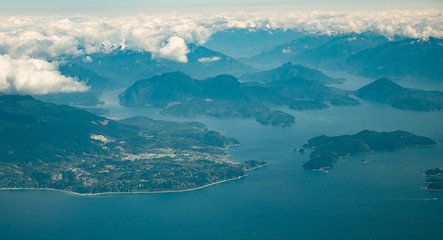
[119,70,359,127]
[356,78,443,111]
[424,168,443,176]
[426,183,443,191]
[0,95,267,195]
[425,178,443,183]
[423,168,443,191]
[302,130,436,170]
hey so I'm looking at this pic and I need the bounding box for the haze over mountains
[203,29,306,58]
[41,30,441,110]
[34,44,256,106]
[28,31,442,115]
[243,33,442,82]
[68,44,255,85]
[346,37,443,81]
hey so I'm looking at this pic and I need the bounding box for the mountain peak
[363,78,403,90]
[240,62,338,84]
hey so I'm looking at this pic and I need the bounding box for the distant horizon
[0,0,441,16]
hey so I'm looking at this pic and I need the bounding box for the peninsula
[0,95,266,194]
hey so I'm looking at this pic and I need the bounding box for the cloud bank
[0,55,89,95]
[219,10,442,38]
[0,9,441,94]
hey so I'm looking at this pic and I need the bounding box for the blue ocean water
[1,74,442,240]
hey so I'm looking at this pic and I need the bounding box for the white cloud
[157,36,190,63]
[1,10,440,62]
[0,10,441,94]
[83,56,93,62]
[198,56,221,63]
[282,47,292,54]
[214,10,442,39]
[0,54,89,95]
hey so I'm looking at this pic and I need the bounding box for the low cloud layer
[219,10,442,38]
[0,55,89,95]
[2,10,440,61]
[0,9,441,94]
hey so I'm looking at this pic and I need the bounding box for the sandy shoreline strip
[0,176,245,196]
[0,164,267,196]
[425,187,443,192]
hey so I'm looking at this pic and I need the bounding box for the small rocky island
[424,168,443,176]
[0,95,266,194]
[302,130,436,170]
[424,168,443,191]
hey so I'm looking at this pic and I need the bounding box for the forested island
[245,34,442,82]
[302,130,436,170]
[119,68,359,127]
[0,95,266,194]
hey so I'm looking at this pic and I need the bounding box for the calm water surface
[1,73,442,240]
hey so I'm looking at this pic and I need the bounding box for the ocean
[1,73,442,240]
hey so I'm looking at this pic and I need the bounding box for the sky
[0,0,442,15]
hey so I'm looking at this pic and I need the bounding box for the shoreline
[0,164,267,196]
[425,187,443,192]
[0,176,245,196]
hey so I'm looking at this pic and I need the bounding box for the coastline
[0,164,267,196]
[425,187,443,192]
[0,176,244,196]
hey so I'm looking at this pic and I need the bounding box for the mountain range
[203,29,306,58]
[346,37,443,81]
[243,33,441,82]
[68,44,255,86]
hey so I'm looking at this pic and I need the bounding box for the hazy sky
[1,0,442,15]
